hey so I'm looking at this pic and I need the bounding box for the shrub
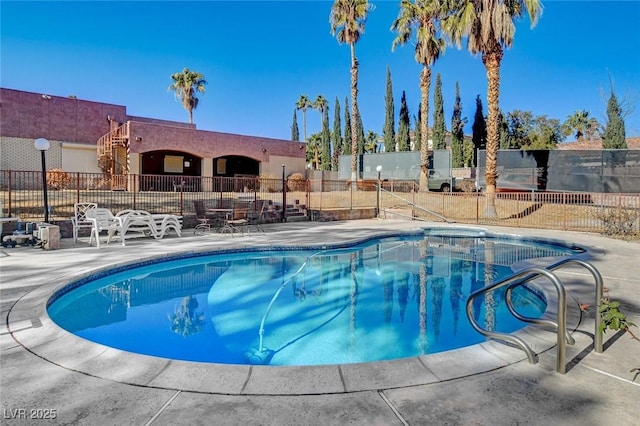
[287,172,307,191]
[592,204,640,237]
[47,168,73,190]
[258,173,280,192]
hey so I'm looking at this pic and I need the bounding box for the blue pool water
[48,231,580,366]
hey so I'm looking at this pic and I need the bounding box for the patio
[1,220,638,425]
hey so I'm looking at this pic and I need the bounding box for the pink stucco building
[1,88,307,185]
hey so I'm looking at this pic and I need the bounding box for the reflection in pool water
[48,232,579,366]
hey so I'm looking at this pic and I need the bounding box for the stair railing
[378,184,455,223]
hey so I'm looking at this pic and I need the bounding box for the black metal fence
[1,170,639,236]
[0,171,291,221]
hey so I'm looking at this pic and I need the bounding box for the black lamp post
[281,164,287,223]
[34,138,50,223]
[376,165,382,218]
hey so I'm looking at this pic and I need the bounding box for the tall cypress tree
[321,106,331,170]
[398,91,411,151]
[602,90,627,149]
[471,95,487,167]
[356,114,365,155]
[332,97,342,169]
[432,73,446,150]
[383,66,395,153]
[343,96,352,155]
[291,109,300,141]
[498,111,510,149]
[414,103,422,151]
[450,82,465,168]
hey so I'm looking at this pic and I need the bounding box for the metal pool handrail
[467,259,604,374]
[505,258,604,354]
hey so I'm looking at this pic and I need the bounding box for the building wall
[2,88,306,175]
[61,143,102,173]
[1,88,126,143]
[128,121,305,160]
[0,136,63,171]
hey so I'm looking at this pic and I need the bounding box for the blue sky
[2,1,639,141]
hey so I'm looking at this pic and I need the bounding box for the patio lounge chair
[72,202,98,243]
[116,210,182,241]
[85,207,125,248]
[153,213,182,238]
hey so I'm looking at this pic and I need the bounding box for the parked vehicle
[428,170,456,192]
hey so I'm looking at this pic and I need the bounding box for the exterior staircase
[285,201,308,222]
[97,121,129,190]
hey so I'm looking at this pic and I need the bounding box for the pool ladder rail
[466,258,604,374]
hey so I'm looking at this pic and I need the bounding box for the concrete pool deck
[1,219,639,425]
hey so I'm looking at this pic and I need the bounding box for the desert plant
[592,204,640,237]
[46,168,73,190]
[287,172,307,191]
[599,288,639,381]
[258,173,280,193]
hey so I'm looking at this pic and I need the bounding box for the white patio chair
[85,208,125,248]
[72,203,97,243]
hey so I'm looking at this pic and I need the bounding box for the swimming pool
[47,230,581,366]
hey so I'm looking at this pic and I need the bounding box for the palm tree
[392,0,447,192]
[167,68,207,124]
[563,110,600,141]
[307,132,322,169]
[563,110,589,140]
[296,94,313,141]
[313,95,328,117]
[330,0,374,185]
[443,0,542,215]
[365,130,379,153]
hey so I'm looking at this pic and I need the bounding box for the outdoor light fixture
[34,138,50,223]
[282,164,287,223]
[135,136,142,142]
[376,165,383,218]
[262,148,267,153]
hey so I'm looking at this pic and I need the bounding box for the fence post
[76,172,80,204]
[350,183,353,210]
[179,181,184,216]
[7,170,13,216]
[281,165,287,223]
[306,178,310,219]
[563,192,566,230]
[133,174,137,210]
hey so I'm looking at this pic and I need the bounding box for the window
[164,155,183,173]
